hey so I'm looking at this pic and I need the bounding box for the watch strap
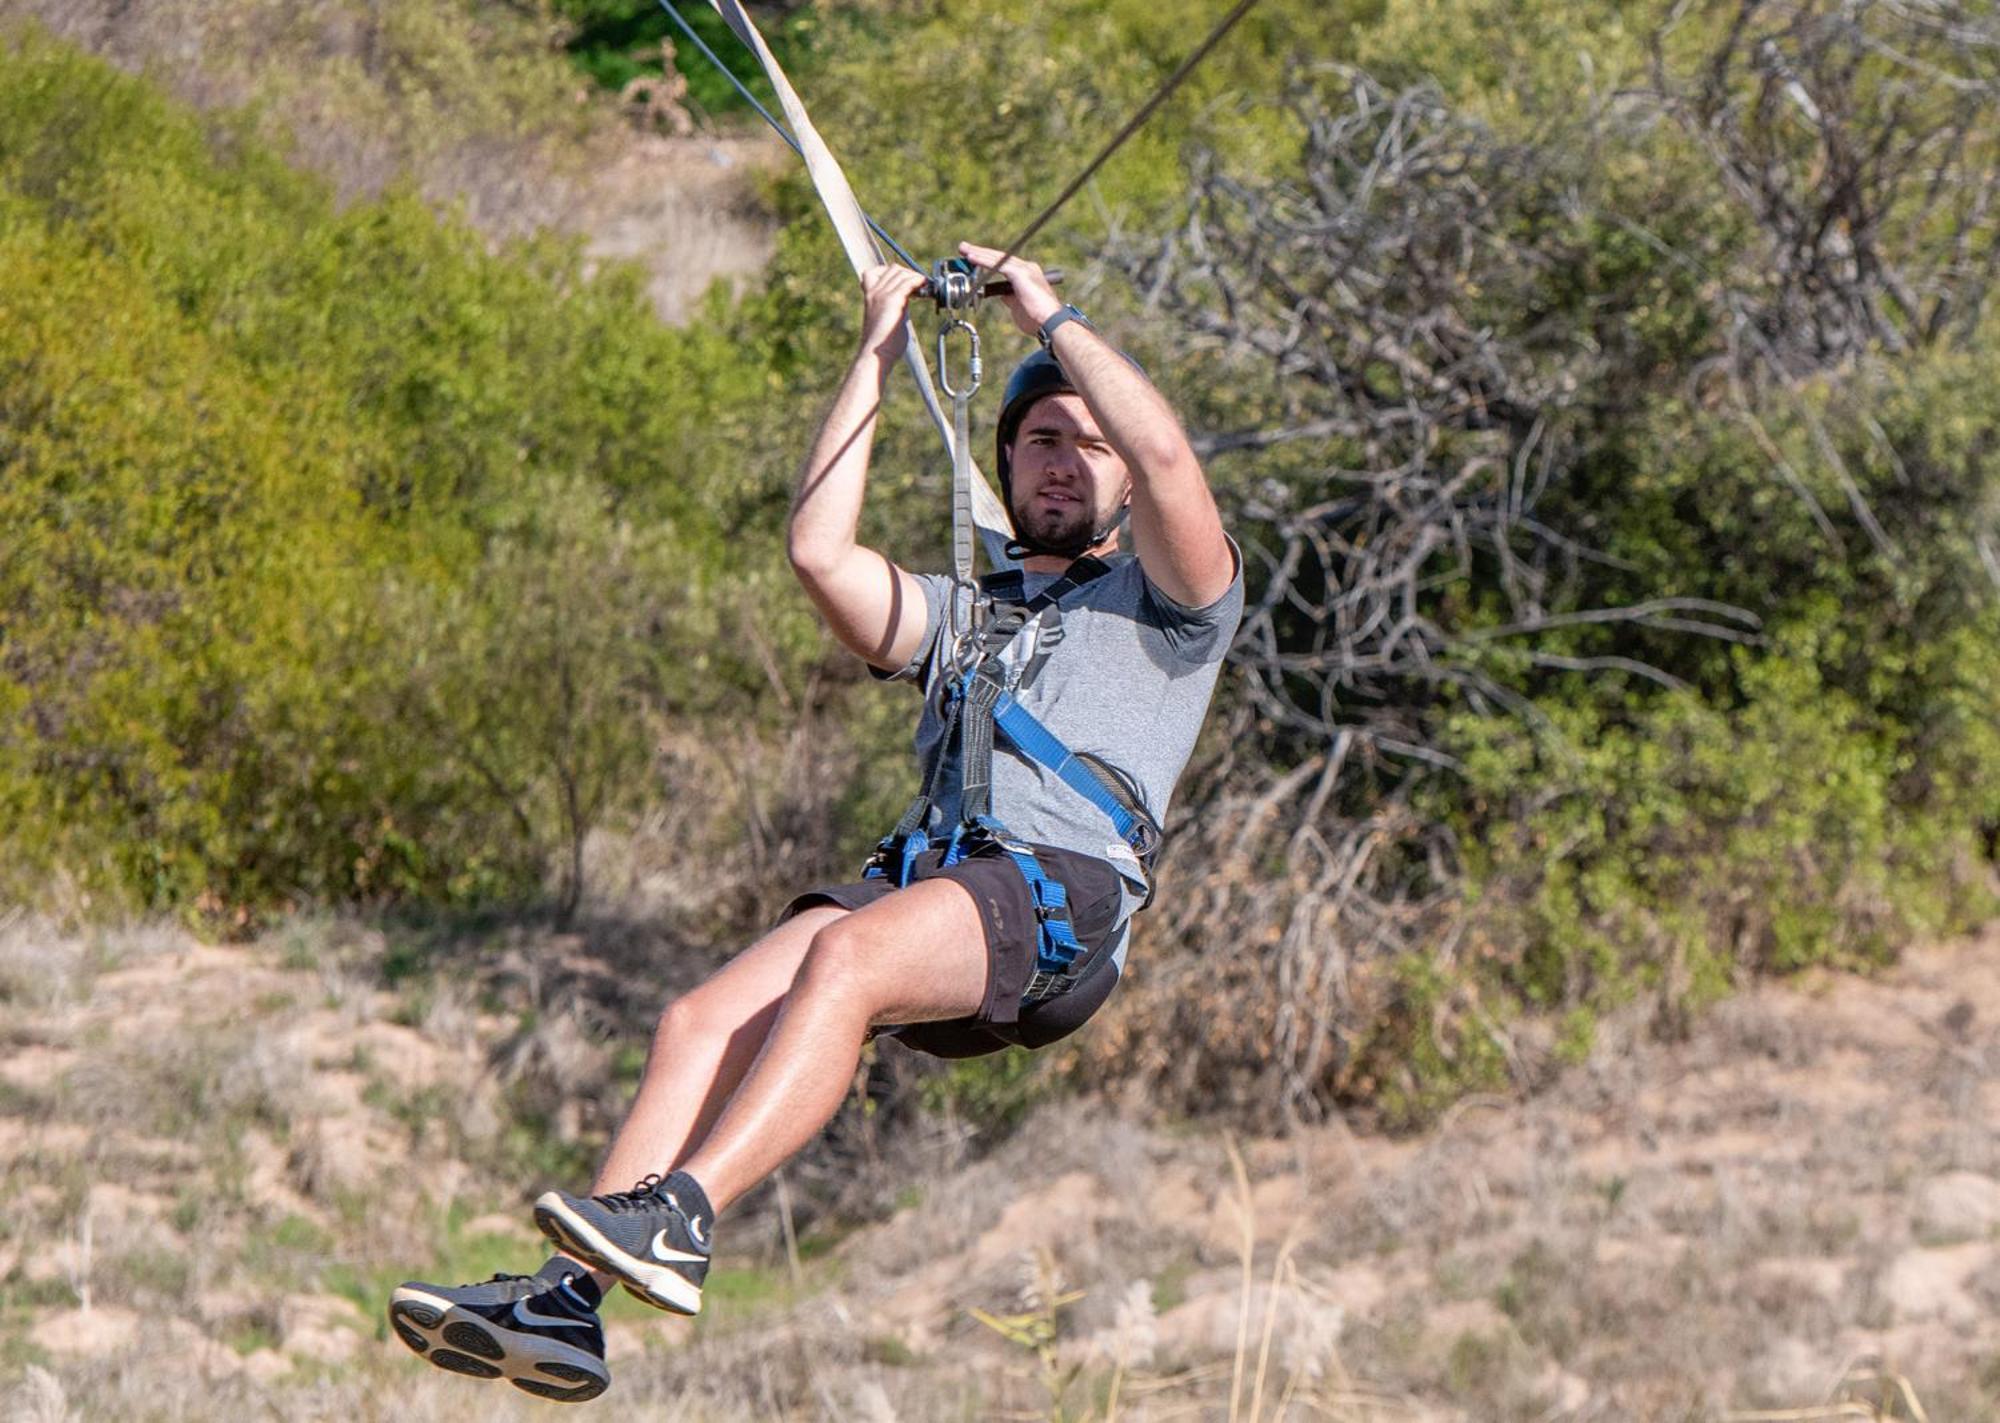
[1036,304,1094,350]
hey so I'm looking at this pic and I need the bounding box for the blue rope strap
[988,692,1145,850]
[975,817,1084,973]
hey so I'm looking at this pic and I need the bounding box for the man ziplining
[387,244,1242,1403]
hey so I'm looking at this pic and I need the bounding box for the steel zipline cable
[654,0,1266,573]
[984,0,1265,276]
[652,0,925,273]
[656,0,1264,286]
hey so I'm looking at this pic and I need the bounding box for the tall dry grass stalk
[1222,1135,1420,1423]
[969,1247,1088,1419]
[66,1206,92,1313]
[1227,1135,1255,1423]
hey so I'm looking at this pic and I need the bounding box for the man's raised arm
[959,241,1235,609]
[787,264,934,672]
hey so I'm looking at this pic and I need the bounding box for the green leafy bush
[1065,3,1999,1125]
[0,27,768,918]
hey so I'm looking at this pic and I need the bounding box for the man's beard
[1012,496,1100,555]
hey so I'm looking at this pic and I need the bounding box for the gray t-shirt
[882,546,1243,957]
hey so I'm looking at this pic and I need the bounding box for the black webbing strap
[953,556,1110,827]
[956,668,1005,824]
[990,554,1105,693]
[887,692,961,845]
[981,568,1026,607]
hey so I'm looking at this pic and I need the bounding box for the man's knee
[653,991,711,1048]
[656,912,838,1038]
[655,977,760,1048]
[795,916,879,995]
[793,891,986,1017]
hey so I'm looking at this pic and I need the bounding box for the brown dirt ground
[2,920,1995,1420]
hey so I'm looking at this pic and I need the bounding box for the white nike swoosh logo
[651,1229,706,1264]
[511,1298,582,1330]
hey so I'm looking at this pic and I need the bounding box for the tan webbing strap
[704,0,1016,565]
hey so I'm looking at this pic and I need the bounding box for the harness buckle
[1023,969,1077,1002]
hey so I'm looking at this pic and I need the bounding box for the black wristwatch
[1037,304,1094,350]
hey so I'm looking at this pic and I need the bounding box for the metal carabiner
[931,255,986,664]
[935,317,982,402]
[945,578,987,673]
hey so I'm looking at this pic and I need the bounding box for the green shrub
[1067,7,1998,1125]
[0,28,771,917]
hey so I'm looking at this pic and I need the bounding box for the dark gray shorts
[782,840,1127,1058]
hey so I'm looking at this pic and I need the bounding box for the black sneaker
[534,1172,711,1315]
[387,1261,609,1403]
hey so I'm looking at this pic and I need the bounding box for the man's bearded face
[1005,394,1132,553]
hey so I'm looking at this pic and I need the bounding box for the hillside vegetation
[0,25,793,921]
[0,0,600,222]
[0,0,1995,1133]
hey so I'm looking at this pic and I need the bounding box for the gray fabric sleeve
[1137,535,1245,661]
[868,571,949,686]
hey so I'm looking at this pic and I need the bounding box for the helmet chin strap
[1003,502,1124,562]
[1004,533,1107,561]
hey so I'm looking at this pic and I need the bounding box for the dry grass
[1723,1356,1935,1422]
[4,919,1999,1419]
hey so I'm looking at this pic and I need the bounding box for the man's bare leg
[586,903,847,1195]
[677,877,990,1211]
[546,904,848,1290]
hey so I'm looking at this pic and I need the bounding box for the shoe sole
[533,1194,705,1316]
[387,1285,609,1403]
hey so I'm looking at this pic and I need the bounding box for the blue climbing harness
[864,557,1161,1001]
